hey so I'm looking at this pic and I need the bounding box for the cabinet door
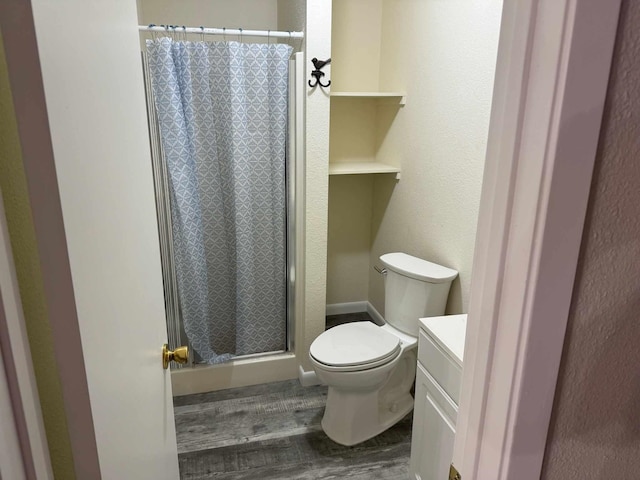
[410,364,458,480]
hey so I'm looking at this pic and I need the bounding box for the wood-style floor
[174,380,412,479]
[174,313,412,479]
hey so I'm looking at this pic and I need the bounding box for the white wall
[300,0,331,370]
[368,0,503,315]
[327,175,373,304]
[331,0,382,92]
[277,0,306,35]
[325,0,383,307]
[138,0,278,32]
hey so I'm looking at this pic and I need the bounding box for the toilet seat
[310,322,402,372]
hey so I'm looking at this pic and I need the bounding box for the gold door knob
[162,344,189,369]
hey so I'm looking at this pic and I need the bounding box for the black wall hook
[309,57,331,88]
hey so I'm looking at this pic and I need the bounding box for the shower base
[171,352,297,396]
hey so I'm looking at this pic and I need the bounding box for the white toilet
[310,252,458,446]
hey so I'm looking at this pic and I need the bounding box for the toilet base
[320,388,414,446]
[314,349,417,446]
[321,388,414,446]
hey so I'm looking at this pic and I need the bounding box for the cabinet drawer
[418,328,462,404]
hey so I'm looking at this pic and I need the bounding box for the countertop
[419,314,467,367]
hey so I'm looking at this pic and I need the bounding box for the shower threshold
[171,350,297,396]
[192,349,287,366]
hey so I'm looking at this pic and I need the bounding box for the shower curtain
[146,37,292,363]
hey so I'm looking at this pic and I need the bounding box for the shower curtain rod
[139,25,304,39]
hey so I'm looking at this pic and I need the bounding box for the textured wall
[277,0,305,35]
[367,0,503,315]
[0,33,75,479]
[541,2,640,478]
[300,0,331,371]
[326,175,374,304]
[330,0,382,92]
[138,0,278,31]
[324,1,380,306]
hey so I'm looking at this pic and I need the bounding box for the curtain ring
[200,26,204,42]
[239,27,243,43]
[223,27,227,42]
[268,30,271,45]
[182,25,187,42]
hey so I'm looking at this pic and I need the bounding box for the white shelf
[330,91,406,105]
[329,161,401,177]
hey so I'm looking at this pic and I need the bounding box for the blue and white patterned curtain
[146,38,291,363]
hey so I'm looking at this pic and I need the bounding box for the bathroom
[0,0,504,477]
[2,0,628,477]
[133,0,502,477]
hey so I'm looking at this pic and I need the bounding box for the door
[1,0,180,478]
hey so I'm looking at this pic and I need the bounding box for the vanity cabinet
[410,315,466,480]
[411,364,457,480]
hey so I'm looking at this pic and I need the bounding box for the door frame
[453,0,621,478]
[0,187,53,478]
[0,0,621,477]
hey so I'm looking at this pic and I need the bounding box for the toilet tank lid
[380,252,458,283]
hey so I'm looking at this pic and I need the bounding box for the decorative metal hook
[308,57,331,88]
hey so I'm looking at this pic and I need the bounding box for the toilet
[309,252,458,446]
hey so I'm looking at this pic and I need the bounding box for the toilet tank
[380,253,458,336]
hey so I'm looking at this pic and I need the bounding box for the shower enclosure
[141,33,302,368]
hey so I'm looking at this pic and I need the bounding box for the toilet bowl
[310,252,458,446]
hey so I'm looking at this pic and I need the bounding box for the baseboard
[326,301,368,316]
[366,301,385,326]
[298,365,322,387]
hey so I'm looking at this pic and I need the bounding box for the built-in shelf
[329,161,401,177]
[330,91,407,105]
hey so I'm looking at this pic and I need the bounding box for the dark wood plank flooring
[175,380,411,479]
[174,312,411,479]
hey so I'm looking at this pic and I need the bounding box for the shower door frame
[156,51,305,394]
[143,45,302,368]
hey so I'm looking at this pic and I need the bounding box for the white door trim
[0,340,27,480]
[0,187,53,479]
[454,0,621,479]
